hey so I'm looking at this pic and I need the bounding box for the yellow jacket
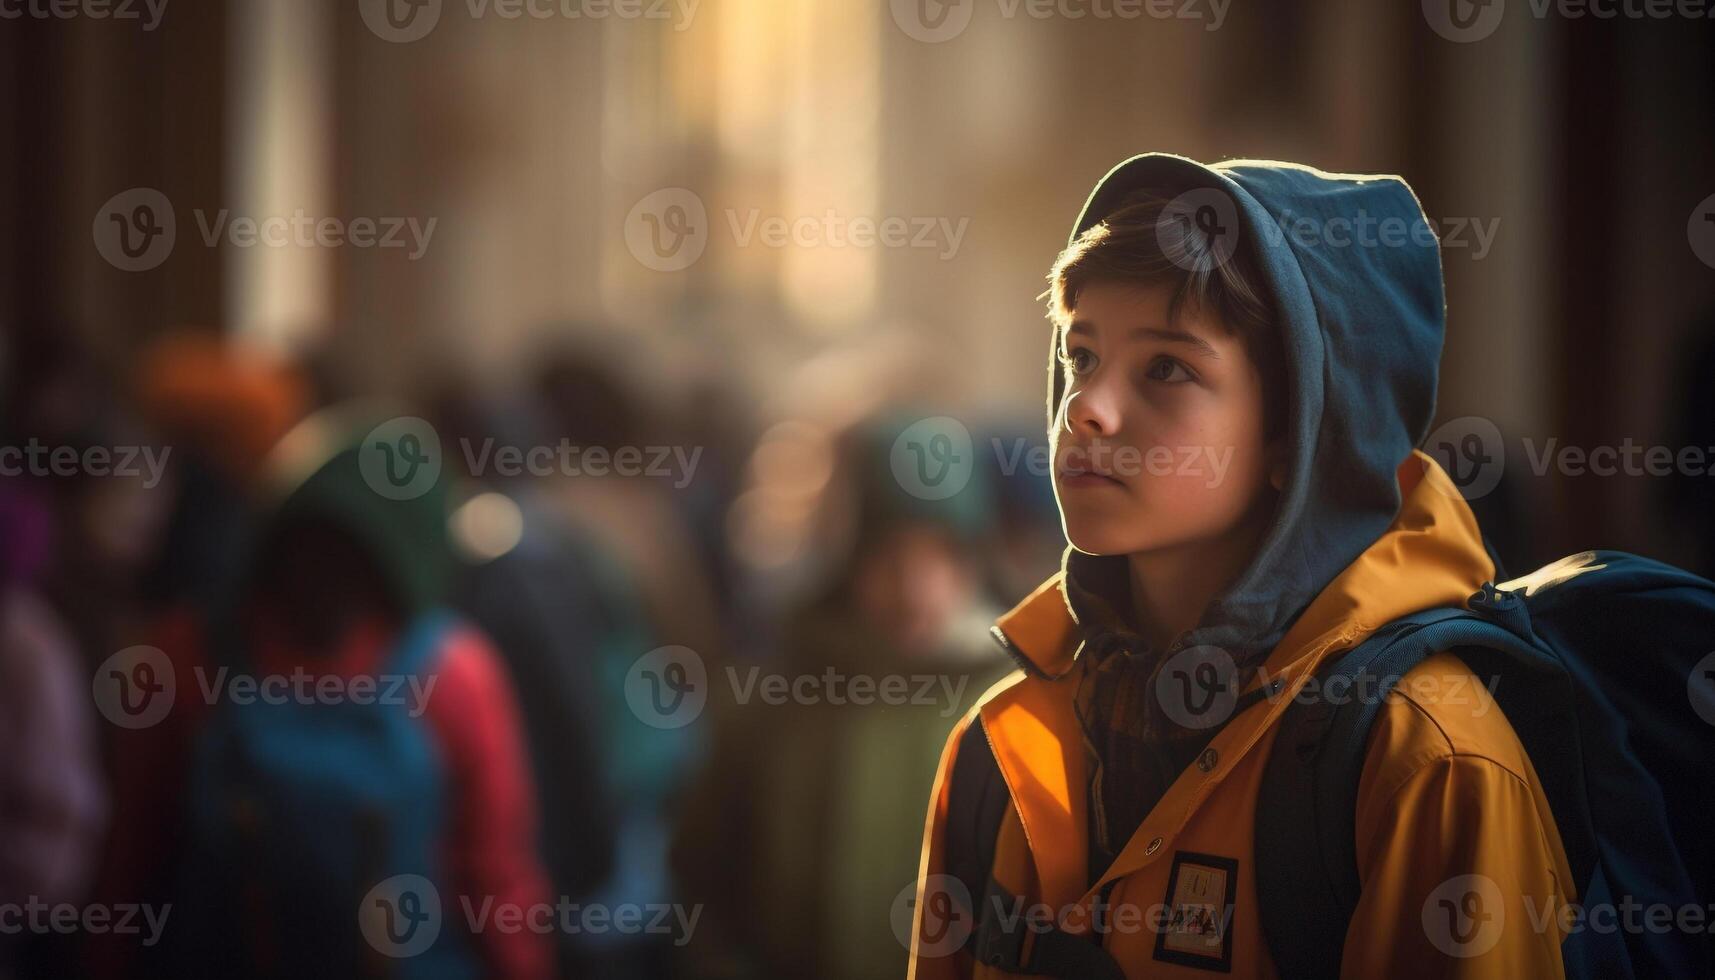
[910,451,1574,979]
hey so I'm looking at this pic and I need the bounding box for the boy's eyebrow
[1065,320,1222,360]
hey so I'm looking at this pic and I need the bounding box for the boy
[910,155,1571,978]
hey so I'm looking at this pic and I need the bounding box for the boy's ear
[1267,440,1288,492]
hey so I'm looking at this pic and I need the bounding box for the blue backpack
[173,611,478,980]
[1257,551,1715,978]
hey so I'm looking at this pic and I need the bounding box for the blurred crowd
[0,325,1064,980]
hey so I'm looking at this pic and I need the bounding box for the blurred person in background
[11,334,178,686]
[534,349,727,660]
[436,379,663,977]
[95,405,552,979]
[86,330,309,977]
[0,480,108,980]
[132,330,311,617]
[980,423,1072,604]
[674,416,1012,980]
[527,348,718,978]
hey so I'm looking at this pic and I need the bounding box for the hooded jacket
[91,407,552,980]
[910,156,1573,978]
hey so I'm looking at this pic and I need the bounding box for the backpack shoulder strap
[385,609,461,678]
[943,715,1126,980]
[1254,605,1522,980]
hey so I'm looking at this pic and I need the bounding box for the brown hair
[1045,189,1286,440]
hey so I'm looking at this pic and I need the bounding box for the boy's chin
[1061,522,1154,559]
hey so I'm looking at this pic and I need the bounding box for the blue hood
[1055,153,1446,667]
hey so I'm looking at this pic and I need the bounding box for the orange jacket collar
[979,450,1497,909]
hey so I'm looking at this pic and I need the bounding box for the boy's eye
[1144,356,1195,384]
[1060,347,1097,377]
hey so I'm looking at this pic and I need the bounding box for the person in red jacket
[91,405,552,979]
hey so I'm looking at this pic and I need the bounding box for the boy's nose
[1063,386,1120,438]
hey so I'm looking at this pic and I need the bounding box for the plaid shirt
[1062,550,1229,883]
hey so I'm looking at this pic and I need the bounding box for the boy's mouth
[1057,459,1127,490]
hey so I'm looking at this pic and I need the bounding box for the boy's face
[1051,280,1282,558]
